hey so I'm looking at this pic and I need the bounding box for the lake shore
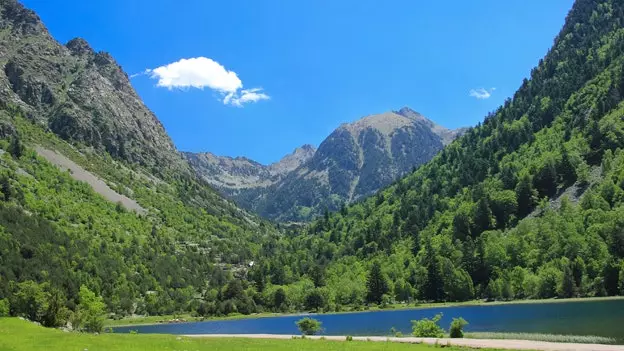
[185,334,624,351]
[106,295,624,327]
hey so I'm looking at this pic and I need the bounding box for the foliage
[366,261,389,305]
[449,318,468,338]
[295,317,322,335]
[9,281,50,325]
[411,313,444,338]
[75,286,106,333]
[0,299,9,317]
[2,0,624,326]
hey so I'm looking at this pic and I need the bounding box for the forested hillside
[0,0,286,327]
[245,0,624,308]
[2,0,624,331]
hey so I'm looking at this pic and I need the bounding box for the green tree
[394,279,412,302]
[42,287,70,328]
[223,279,244,300]
[618,261,624,296]
[490,190,518,229]
[423,242,444,301]
[516,173,536,217]
[534,156,558,197]
[412,313,444,338]
[10,281,49,323]
[558,147,576,185]
[538,267,560,298]
[576,160,590,186]
[449,317,468,338]
[309,265,326,288]
[296,317,322,335]
[0,175,14,201]
[76,286,106,333]
[453,210,472,240]
[8,135,24,159]
[0,298,9,317]
[366,261,389,305]
[273,288,287,311]
[304,289,325,311]
[472,198,493,234]
[558,263,577,298]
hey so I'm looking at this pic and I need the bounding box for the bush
[411,313,444,338]
[449,317,468,338]
[76,286,106,333]
[0,298,9,316]
[346,335,353,341]
[296,317,322,335]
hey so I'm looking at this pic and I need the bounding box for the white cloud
[469,87,496,100]
[228,88,270,107]
[144,57,269,107]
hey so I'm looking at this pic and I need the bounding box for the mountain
[185,108,465,222]
[251,0,624,304]
[0,0,284,323]
[0,0,187,177]
[183,144,315,192]
[3,0,624,330]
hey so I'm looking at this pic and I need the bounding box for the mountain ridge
[185,107,466,221]
[0,0,188,177]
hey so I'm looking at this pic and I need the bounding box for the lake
[114,299,624,342]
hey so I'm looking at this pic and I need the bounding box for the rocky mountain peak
[396,106,424,118]
[66,37,94,57]
[0,3,188,177]
[187,108,466,221]
[0,0,43,35]
[269,144,316,175]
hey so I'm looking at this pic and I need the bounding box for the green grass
[465,332,616,344]
[0,318,513,351]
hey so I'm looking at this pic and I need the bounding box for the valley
[1,0,624,349]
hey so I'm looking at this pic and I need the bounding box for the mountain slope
[0,0,187,177]
[183,144,315,191]
[247,0,624,305]
[0,0,283,322]
[186,108,464,222]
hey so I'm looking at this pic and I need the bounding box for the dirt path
[185,334,624,351]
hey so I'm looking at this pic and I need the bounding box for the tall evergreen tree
[558,147,576,186]
[472,198,493,235]
[8,135,24,159]
[516,173,535,217]
[366,261,389,304]
[423,241,444,301]
[558,263,577,298]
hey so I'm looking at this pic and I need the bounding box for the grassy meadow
[0,318,513,351]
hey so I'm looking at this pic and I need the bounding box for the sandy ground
[35,147,146,214]
[185,334,624,351]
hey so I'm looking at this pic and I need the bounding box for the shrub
[449,317,468,338]
[296,317,322,335]
[411,313,444,338]
[76,286,106,333]
[0,298,9,317]
[346,335,353,341]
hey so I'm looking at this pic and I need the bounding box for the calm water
[114,299,624,342]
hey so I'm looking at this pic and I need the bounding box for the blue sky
[24,0,574,164]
